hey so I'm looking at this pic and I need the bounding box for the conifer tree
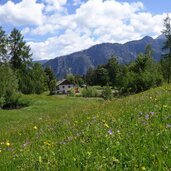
[162,15,171,83]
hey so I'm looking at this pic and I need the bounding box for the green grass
[0,85,171,170]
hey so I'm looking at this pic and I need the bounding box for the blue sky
[0,0,170,60]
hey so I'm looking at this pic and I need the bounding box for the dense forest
[0,16,171,108]
[0,27,56,108]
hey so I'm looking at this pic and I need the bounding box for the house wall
[58,84,74,94]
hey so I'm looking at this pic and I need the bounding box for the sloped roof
[56,79,74,86]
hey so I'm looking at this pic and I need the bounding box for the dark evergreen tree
[65,74,75,84]
[8,28,33,93]
[86,67,95,85]
[0,64,18,108]
[44,66,57,95]
[161,15,171,83]
[0,27,7,63]
[95,66,109,87]
[106,57,120,88]
[8,28,32,70]
[31,63,46,94]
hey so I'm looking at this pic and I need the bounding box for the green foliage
[65,74,75,84]
[0,64,26,108]
[0,27,7,63]
[75,75,85,86]
[0,64,18,97]
[0,97,5,108]
[102,85,113,100]
[95,66,109,87]
[81,87,98,97]
[106,56,120,87]
[31,63,46,94]
[44,66,57,95]
[86,67,96,85]
[0,85,171,170]
[49,79,56,95]
[161,15,171,83]
[86,50,163,95]
[8,28,34,94]
[8,28,32,70]
[121,49,163,94]
[67,87,75,96]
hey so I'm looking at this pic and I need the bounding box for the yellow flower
[39,156,42,163]
[141,166,146,170]
[104,123,109,128]
[44,141,51,146]
[33,126,38,130]
[0,149,2,153]
[6,142,10,147]
[163,105,167,108]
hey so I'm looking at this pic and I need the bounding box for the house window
[68,85,70,88]
[62,86,65,88]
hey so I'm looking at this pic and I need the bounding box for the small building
[56,79,75,94]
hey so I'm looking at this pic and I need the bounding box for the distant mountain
[33,59,48,65]
[43,36,166,78]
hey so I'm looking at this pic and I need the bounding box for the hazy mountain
[43,36,166,78]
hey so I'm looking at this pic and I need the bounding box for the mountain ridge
[43,35,165,78]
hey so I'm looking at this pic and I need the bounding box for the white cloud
[44,0,67,12]
[0,0,44,26]
[29,29,98,60]
[27,0,169,60]
[73,0,83,6]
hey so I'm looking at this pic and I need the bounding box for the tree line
[0,16,171,106]
[85,16,171,94]
[0,27,56,108]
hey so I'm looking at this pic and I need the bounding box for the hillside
[43,36,165,78]
[0,85,171,170]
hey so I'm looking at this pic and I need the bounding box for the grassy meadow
[0,85,171,170]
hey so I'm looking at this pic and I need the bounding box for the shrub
[2,93,30,109]
[81,87,98,97]
[0,97,5,109]
[67,88,75,97]
[102,85,113,100]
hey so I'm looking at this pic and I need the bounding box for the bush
[81,87,98,97]
[121,69,163,95]
[102,86,113,100]
[0,97,5,109]
[67,88,75,97]
[2,93,29,109]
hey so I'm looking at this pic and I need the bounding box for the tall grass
[0,85,171,170]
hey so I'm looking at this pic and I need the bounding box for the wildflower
[141,166,146,170]
[33,126,38,130]
[87,151,92,156]
[116,130,120,134]
[0,149,2,153]
[108,129,113,135]
[6,141,10,147]
[166,124,171,128]
[23,141,30,148]
[39,156,42,163]
[145,114,149,120]
[139,112,143,116]
[112,157,119,163]
[150,112,155,116]
[163,105,167,108]
[150,97,152,99]
[44,141,51,146]
[104,123,109,128]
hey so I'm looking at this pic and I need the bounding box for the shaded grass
[0,85,171,170]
